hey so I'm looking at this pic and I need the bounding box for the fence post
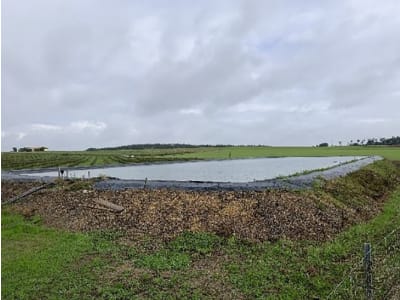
[364,243,373,299]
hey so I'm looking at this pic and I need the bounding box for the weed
[135,250,191,271]
[168,231,222,255]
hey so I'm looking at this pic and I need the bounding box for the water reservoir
[22,156,363,182]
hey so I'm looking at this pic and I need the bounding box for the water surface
[22,156,363,182]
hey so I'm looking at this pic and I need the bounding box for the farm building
[18,146,48,152]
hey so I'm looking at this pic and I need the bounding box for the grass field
[2,145,400,170]
[173,145,400,161]
[2,186,400,299]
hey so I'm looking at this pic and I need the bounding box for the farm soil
[2,161,399,242]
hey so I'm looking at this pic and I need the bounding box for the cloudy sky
[2,0,400,150]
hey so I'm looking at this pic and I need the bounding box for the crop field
[2,145,399,170]
[2,160,400,299]
[0,148,199,170]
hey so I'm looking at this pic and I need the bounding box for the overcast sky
[2,0,400,150]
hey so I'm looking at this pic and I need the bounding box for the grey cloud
[2,0,400,150]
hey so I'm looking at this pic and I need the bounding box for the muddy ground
[2,159,398,242]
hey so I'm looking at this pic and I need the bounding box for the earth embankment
[2,159,398,242]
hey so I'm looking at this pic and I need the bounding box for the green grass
[170,145,400,161]
[2,185,400,299]
[2,145,399,170]
[1,212,95,299]
[135,250,191,271]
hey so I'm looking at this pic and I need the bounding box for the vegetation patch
[135,250,191,271]
[1,211,94,299]
[322,160,399,215]
[168,231,222,255]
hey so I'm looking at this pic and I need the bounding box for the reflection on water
[23,156,363,182]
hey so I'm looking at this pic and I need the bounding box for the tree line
[351,136,400,146]
[318,136,400,147]
[86,143,270,151]
[87,137,400,151]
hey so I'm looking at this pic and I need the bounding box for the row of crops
[1,149,201,170]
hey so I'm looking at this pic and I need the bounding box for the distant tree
[12,147,17,152]
[338,141,342,146]
[366,138,378,145]
[318,142,329,147]
[354,136,400,146]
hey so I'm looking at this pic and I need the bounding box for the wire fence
[326,226,400,299]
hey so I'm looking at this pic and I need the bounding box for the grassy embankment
[1,145,400,170]
[2,160,400,299]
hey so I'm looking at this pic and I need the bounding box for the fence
[327,226,400,299]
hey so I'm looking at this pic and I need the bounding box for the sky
[2,0,400,150]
